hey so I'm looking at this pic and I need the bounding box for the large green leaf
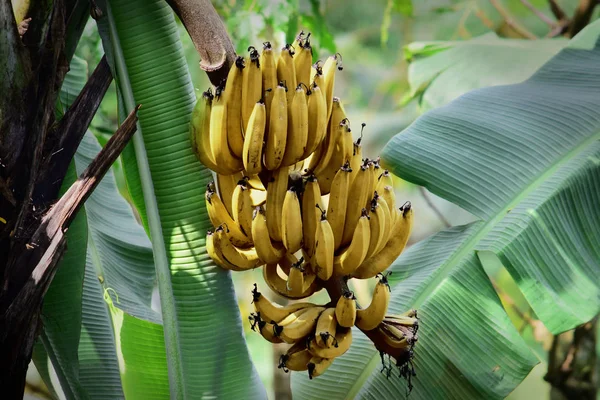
[404,33,566,111]
[98,0,265,398]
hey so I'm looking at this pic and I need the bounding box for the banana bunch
[191,31,417,378]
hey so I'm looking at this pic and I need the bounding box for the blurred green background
[25,1,600,398]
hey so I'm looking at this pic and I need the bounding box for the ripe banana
[286,259,305,296]
[294,34,313,87]
[335,291,357,328]
[301,175,324,259]
[364,159,378,208]
[251,206,285,264]
[378,325,411,350]
[374,194,392,255]
[215,172,240,217]
[302,83,328,158]
[190,89,226,173]
[249,312,283,343]
[281,84,309,166]
[212,226,261,270]
[232,178,254,239]
[205,185,252,248]
[341,160,371,247]
[313,118,353,194]
[242,100,266,175]
[313,206,334,281]
[225,56,246,158]
[209,86,244,173]
[353,203,413,279]
[261,42,278,128]
[263,263,321,299]
[376,170,396,227]
[315,308,337,348]
[308,97,347,173]
[308,327,352,358]
[265,82,288,170]
[277,44,297,105]
[266,165,289,242]
[327,163,352,250]
[321,53,342,121]
[307,356,334,379]
[279,340,312,372]
[333,209,371,276]
[365,193,387,260]
[281,187,303,253]
[251,284,317,323]
[355,273,390,331]
[242,46,262,131]
[279,306,325,344]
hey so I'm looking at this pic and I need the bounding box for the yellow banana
[263,263,321,300]
[251,206,285,264]
[190,89,223,173]
[292,31,306,51]
[209,86,244,173]
[281,187,303,253]
[341,160,371,247]
[281,84,309,166]
[355,273,391,331]
[308,327,352,358]
[294,33,313,87]
[242,46,262,131]
[376,169,397,227]
[313,118,353,194]
[349,124,365,184]
[314,308,337,348]
[307,97,347,172]
[266,165,289,242]
[307,356,335,379]
[279,306,325,344]
[301,175,324,259]
[265,82,288,170]
[242,100,266,175]
[232,178,254,239]
[335,291,357,328]
[302,83,328,158]
[251,284,317,323]
[313,205,334,281]
[311,62,324,101]
[280,253,316,291]
[225,56,246,158]
[374,194,392,255]
[276,306,312,327]
[333,209,371,276]
[206,230,240,271]
[213,226,261,270]
[365,193,387,260]
[378,325,411,350]
[353,203,413,279]
[327,163,352,250]
[261,42,278,128]
[249,312,283,343]
[364,159,378,208]
[205,184,252,248]
[215,172,241,217]
[286,258,305,296]
[276,44,297,105]
[321,53,342,121]
[279,341,312,372]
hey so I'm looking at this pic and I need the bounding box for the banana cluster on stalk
[190,31,417,379]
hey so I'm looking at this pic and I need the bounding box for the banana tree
[2,0,599,399]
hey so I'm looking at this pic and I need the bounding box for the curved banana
[242,46,262,131]
[276,44,297,105]
[307,356,334,379]
[281,188,303,253]
[215,172,241,217]
[341,160,371,247]
[249,312,283,343]
[374,194,393,255]
[286,259,305,296]
[308,97,347,172]
[321,53,342,121]
[353,203,413,279]
[301,175,323,259]
[190,89,224,173]
[251,284,316,323]
[206,230,240,271]
[365,193,387,260]
[251,206,285,264]
[292,30,306,51]
[355,273,391,331]
[205,185,252,248]
[302,83,328,158]
[308,327,352,358]
[333,209,371,276]
[313,206,334,281]
[242,100,266,175]
[265,82,288,170]
[213,226,261,270]
[263,263,321,300]
[313,118,353,194]
[364,159,378,208]
[209,86,244,173]
[225,56,246,158]
[327,163,352,250]
[266,165,289,242]
[232,178,254,239]
[294,34,313,87]
[279,341,312,372]
[280,254,317,292]
[279,306,325,344]
[315,307,337,348]
[261,42,278,127]
[376,169,396,227]
[281,84,308,166]
[335,291,357,328]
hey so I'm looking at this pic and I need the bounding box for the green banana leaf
[293,19,600,400]
[97,0,266,398]
[404,32,567,111]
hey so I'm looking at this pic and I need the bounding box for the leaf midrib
[345,129,600,400]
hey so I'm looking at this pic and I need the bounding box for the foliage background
[24,0,600,399]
